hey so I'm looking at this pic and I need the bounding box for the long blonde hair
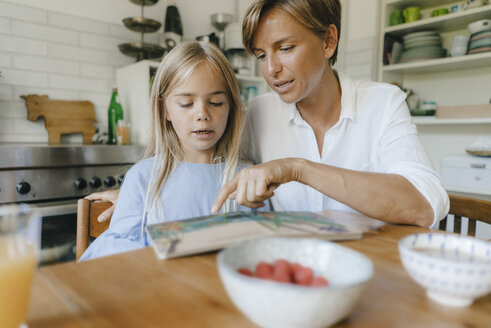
[142,41,244,228]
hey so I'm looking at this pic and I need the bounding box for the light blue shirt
[80,158,267,260]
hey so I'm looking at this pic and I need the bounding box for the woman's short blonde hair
[242,0,341,66]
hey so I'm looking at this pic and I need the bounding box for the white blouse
[245,71,449,227]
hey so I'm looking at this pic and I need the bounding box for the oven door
[30,199,78,265]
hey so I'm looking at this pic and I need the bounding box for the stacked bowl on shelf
[398,31,446,63]
[467,19,491,54]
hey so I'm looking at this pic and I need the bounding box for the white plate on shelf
[403,31,439,41]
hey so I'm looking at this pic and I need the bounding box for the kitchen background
[0,0,382,143]
[0,0,490,238]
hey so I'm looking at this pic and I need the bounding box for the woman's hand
[85,189,120,222]
[211,158,300,213]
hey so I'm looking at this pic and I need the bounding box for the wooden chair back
[439,194,491,236]
[76,199,112,260]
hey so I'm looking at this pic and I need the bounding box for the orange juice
[116,121,130,145]
[0,236,37,328]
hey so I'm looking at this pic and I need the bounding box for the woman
[211,0,448,227]
[92,0,448,228]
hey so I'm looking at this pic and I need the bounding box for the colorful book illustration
[145,211,363,260]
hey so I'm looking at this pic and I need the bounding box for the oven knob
[104,176,116,187]
[117,175,125,185]
[89,177,102,188]
[16,182,31,195]
[74,178,87,190]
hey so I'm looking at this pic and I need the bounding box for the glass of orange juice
[0,204,40,328]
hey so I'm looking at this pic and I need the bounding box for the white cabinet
[377,0,491,172]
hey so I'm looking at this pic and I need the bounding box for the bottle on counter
[107,86,123,144]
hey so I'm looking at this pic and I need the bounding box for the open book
[145,211,363,260]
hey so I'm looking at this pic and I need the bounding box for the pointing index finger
[211,176,239,214]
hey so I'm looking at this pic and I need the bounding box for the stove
[0,144,144,264]
[0,144,143,204]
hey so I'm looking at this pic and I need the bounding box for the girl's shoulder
[123,157,157,182]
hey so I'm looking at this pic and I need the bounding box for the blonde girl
[81,41,265,260]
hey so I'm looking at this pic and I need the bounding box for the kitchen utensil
[399,233,491,307]
[211,13,234,50]
[118,42,165,61]
[389,9,404,26]
[129,0,158,5]
[226,48,249,73]
[431,8,449,17]
[403,6,420,23]
[465,0,488,10]
[196,33,220,47]
[163,4,183,36]
[245,86,258,106]
[450,34,470,56]
[224,22,243,50]
[119,0,164,61]
[451,4,461,12]
[159,4,183,52]
[123,16,161,33]
[411,101,437,116]
[20,94,96,144]
[466,136,491,157]
[217,237,373,328]
[468,19,491,34]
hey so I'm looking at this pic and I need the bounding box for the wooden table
[27,215,491,328]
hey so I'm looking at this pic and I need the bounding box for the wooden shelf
[383,51,491,73]
[411,116,491,124]
[385,0,460,7]
[384,5,491,36]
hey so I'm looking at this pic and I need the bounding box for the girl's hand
[211,159,300,213]
[85,189,120,222]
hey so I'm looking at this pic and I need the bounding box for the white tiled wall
[0,1,159,143]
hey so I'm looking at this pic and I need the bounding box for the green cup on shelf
[390,9,404,26]
[432,8,449,17]
[403,6,420,23]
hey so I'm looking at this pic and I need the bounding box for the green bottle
[107,86,123,144]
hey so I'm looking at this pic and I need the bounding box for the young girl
[80,41,266,260]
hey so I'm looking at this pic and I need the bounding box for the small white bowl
[468,19,491,35]
[399,233,491,307]
[217,237,373,328]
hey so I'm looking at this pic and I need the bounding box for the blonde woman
[81,41,267,260]
[212,0,449,228]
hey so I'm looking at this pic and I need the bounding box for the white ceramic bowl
[399,233,491,307]
[468,19,491,35]
[217,237,373,328]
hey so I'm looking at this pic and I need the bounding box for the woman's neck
[296,68,342,155]
[296,68,341,127]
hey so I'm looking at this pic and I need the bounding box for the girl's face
[166,62,230,163]
[253,8,336,105]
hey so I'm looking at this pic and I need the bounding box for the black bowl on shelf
[410,109,436,116]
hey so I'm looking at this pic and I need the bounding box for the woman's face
[253,8,336,105]
[166,62,230,163]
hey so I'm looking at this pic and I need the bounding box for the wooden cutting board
[20,94,97,144]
